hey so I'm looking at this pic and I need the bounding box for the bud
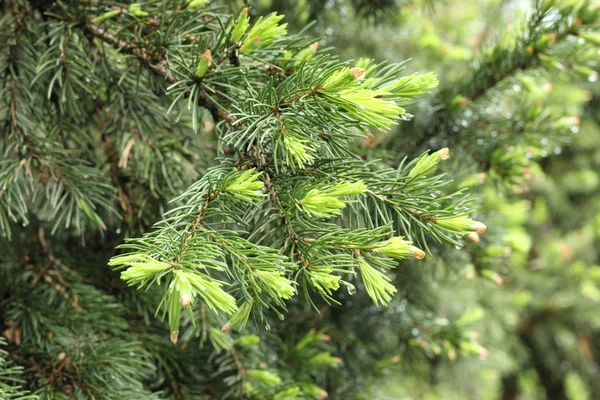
[411,246,426,259]
[91,9,121,24]
[180,295,191,307]
[326,180,367,197]
[434,148,448,161]
[225,168,266,202]
[195,50,212,78]
[372,237,425,260]
[232,7,250,42]
[573,65,598,81]
[470,221,487,233]
[236,334,260,348]
[170,331,179,345]
[322,68,356,91]
[450,95,468,107]
[293,42,319,67]
[240,13,287,54]
[57,352,66,361]
[435,216,486,234]
[128,3,148,17]
[482,270,503,285]
[299,180,368,218]
[466,232,480,243]
[240,35,261,54]
[580,32,600,46]
[187,0,209,8]
[221,323,231,332]
[408,148,450,178]
[350,68,365,79]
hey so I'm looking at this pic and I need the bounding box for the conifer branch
[82,23,236,124]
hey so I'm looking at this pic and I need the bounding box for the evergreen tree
[0,0,598,399]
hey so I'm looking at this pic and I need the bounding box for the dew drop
[346,283,356,295]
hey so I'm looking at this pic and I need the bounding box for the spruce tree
[0,0,599,399]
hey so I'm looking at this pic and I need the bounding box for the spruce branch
[412,0,597,150]
[82,22,236,124]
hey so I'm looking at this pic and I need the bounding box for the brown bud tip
[433,347,441,355]
[542,82,553,92]
[470,221,487,234]
[493,275,504,286]
[333,357,343,364]
[437,147,450,160]
[547,33,556,43]
[221,323,231,332]
[392,355,401,363]
[466,232,480,243]
[170,331,179,345]
[180,295,191,307]
[477,172,487,182]
[480,347,490,358]
[57,352,66,361]
[242,7,248,15]
[202,49,212,66]
[253,35,260,43]
[507,23,514,31]
[556,62,566,71]
[350,68,365,79]
[574,17,582,26]
[526,45,534,54]
[472,331,480,339]
[465,272,474,280]
[411,246,426,259]
[310,42,319,51]
[309,328,316,334]
[320,390,329,398]
[448,352,457,360]
[322,334,332,341]
[569,116,581,126]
